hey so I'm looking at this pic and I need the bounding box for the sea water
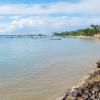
[0,37,100,100]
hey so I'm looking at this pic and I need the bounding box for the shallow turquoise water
[0,37,100,100]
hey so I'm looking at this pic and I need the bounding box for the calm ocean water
[0,37,100,100]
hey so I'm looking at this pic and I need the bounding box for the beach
[0,0,100,99]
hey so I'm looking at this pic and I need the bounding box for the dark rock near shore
[62,69,100,100]
[97,60,100,68]
[63,81,100,100]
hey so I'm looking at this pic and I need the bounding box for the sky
[0,0,100,35]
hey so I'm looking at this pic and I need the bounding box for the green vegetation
[53,24,100,36]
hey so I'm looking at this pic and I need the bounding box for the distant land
[1,24,100,39]
[0,34,47,38]
[53,24,100,37]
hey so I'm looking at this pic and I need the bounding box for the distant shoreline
[63,35,100,39]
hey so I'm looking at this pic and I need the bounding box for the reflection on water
[0,37,100,100]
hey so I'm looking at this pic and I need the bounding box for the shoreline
[62,62,100,100]
[62,35,100,39]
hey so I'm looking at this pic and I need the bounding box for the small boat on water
[50,37,61,40]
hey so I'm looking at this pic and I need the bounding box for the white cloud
[0,0,99,15]
[0,16,100,34]
[0,0,100,34]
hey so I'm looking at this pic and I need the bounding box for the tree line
[53,24,100,36]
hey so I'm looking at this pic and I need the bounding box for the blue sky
[0,0,100,35]
[0,0,80,4]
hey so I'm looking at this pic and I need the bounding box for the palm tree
[90,24,100,34]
